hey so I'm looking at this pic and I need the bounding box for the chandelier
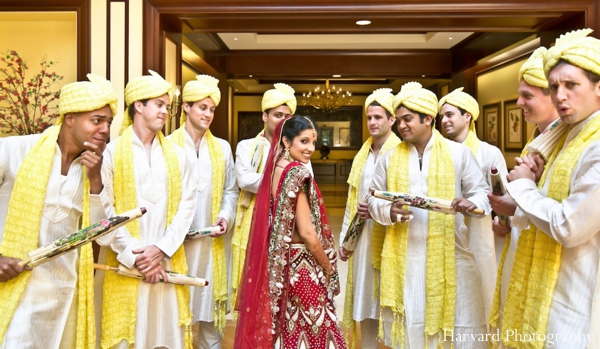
[301,80,353,112]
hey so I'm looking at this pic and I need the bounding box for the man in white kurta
[97,71,196,349]
[232,83,304,306]
[439,88,507,319]
[0,74,117,349]
[338,88,399,349]
[486,46,559,328]
[497,29,600,348]
[367,82,491,349]
[168,74,238,349]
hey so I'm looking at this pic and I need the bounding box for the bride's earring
[284,147,291,161]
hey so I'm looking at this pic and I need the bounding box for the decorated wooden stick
[490,167,511,227]
[185,226,221,240]
[341,214,365,252]
[371,190,484,215]
[94,263,209,287]
[20,208,147,267]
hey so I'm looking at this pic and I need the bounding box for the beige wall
[232,94,368,160]
[0,12,77,136]
[477,58,536,168]
[0,12,77,86]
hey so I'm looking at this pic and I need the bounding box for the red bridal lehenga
[272,163,345,349]
[234,118,346,349]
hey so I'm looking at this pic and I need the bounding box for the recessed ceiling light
[234,38,238,41]
[356,20,371,26]
[449,37,453,40]
[249,75,253,78]
[422,75,426,77]
[332,74,341,78]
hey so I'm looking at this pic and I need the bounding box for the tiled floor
[198,182,378,348]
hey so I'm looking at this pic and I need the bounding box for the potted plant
[0,50,63,135]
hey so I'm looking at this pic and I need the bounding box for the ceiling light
[449,37,453,40]
[249,75,253,77]
[422,75,426,77]
[234,38,238,41]
[356,20,371,26]
[332,74,341,78]
[301,79,353,112]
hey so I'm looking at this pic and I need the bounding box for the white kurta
[169,130,239,323]
[235,137,270,194]
[496,121,556,321]
[0,133,107,349]
[367,137,491,349]
[339,147,383,322]
[505,113,600,349]
[466,141,507,320]
[96,131,196,349]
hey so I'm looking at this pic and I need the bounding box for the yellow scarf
[342,133,400,346]
[231,131,265,306]
[170,126,228,334]
[500,114,600,349]
[488,132,534,338]
[101,126,192,349]
[0,125,95,348]
[380,130,456,347]
[464,129,480,157]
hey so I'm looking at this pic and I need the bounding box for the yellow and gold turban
[392,81,438,118]
[365,88,395,116]
[122,70,172,132]
[57,73,118,124]
[438,87,479,120]
[261,83,297,114]
[544,28,600,77]
[519,47,549,88]
[180,74,221,124]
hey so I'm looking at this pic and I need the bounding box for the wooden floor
[193,183,388,348]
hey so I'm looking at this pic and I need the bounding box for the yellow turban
[181,74,221,124]
[261,83,297,114]
[365,88,395,116]
[518,47,549,88]
[122,70,172,133]
[57,73,118,124]
[392,81,438,118]
[544,28,600,77]
[438,87,479,120]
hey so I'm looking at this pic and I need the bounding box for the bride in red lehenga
[234,115,346,349]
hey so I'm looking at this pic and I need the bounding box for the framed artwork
[504,99,526,152]
[317,126,334,148]
[338,128,350,147]
[296,106,362,149]
[482,103,501,147]
[238,111,264,141]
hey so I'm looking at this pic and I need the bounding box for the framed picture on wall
[482,102,501,147]
[238,111,264,141]
[503,99,526,152]
[338,128,350,147]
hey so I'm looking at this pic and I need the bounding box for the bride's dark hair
[280,115,318,146]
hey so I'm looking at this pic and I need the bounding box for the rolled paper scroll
[20,208,147,267]
[371,190,484,216]
[490,167,511,227]
[341,214,365,252]
[94,263,209,287]
[525,118,569,161]
[185,226,221,240]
